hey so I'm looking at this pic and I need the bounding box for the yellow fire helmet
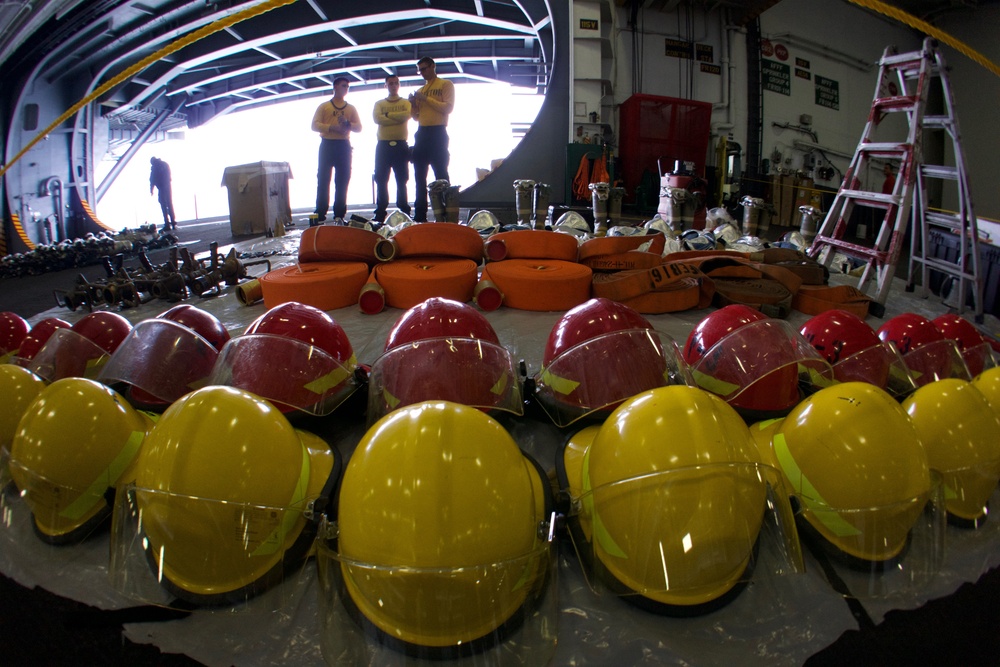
[317,400,555,662]
[110,385,339,608]
[556,385,802,615]
[7,377,153,544]
[903,379,1000,528]
[0,364,46,456]
[774,382,938,564]
[972,366,1000,416]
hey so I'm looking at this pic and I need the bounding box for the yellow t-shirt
[311,99,360,140]
[411,77,455,127]
[373,96,412,142]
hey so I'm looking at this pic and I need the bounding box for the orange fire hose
[793,284,872,318]
[360,258,480,313]
[476,260,592,312]
[259,262,369,311]
[384,222,486,261]
[582,250,664,272]
[297,225,390,265]
[579,233,666,262]
[483,230,580,262]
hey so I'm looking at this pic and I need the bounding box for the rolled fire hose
[297,225,394,264]
[475,259,592,312]
[258,261,369,311]
[382,221,485,261]
[358,258,480,314]
[483,229,580,263]
[578,232,667,262]
[582,251,664,272]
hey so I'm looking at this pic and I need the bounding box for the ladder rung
[923,115,953,129]
[926,210,967,230]
[813,237,891,264]
[873,95,918,112]
[858,142,912,157]
[920,164,958,180]
[911,256,977,280]
[839,189,899,206]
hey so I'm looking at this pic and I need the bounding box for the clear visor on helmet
[3,455,128,545]
[98,319,219,406]
[366,337,522,426]
[110,482,320,611]
[533,329,692,428]
[565,461,803,616]
[833,340,917,400]
[960,340,996,378]
[789,469,945,601]
[690,319,834,407]
[209,334,359,416]
[315,514,557,665]
[936,457,1000,528]
[901,339,971,387]
[26,328,113,383]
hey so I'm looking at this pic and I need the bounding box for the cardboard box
[221,161,292,236]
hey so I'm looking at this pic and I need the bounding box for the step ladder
[904,43,983,322]
[806,37,982,320]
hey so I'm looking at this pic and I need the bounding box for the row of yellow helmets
[1,300,1000,664]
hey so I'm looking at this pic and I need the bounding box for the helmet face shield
[27,328,115,382]
[366,337,522,425]
[689,320,833,416]
[99,320,219,407]
[833,340,916,399]
[111,483,322,610]
[210,334,359,416]
[316,522,557,663]
[561,427,802,614]
[900,339,971,387]
[534,329,692,427]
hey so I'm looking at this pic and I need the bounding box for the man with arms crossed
[409,57,455,222]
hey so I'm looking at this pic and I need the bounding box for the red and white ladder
[807,37,982,320]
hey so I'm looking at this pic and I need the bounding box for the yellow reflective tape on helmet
[943,482,957,501]
[84,354,111,378]
[801,363,835,388]
[889,364,911,384]
[59,430,144,521]
[303,353,357,395]
[251,440,311,557]
[753,418,782,432]
[0,350,16,364]
[382,387,400,410]
[772,432,861,537]
[539,367,580,397]
[581,445,627,558]
[491,370,510,396]
[691,368,740,397]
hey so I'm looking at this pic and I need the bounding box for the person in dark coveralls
[149,157,177,231]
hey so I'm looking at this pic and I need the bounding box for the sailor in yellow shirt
[372,74,412,222]
[408,57,455,222]
[311,77,362,223]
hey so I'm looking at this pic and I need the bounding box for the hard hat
[877,313,970,387]
[533,297,690,426]
[0,364,46,458]
[932,314,995,378]
[158,304,231,351]
[209,302,358,416]
[800,309,915,398]
[111,386,338,607]
[683,304,832,418]
[972,366,1000,415]
[7,378,153,544]
[368,298,521,424]
[903,379,1000,527]
[98,318,220,410]
[318,401,554,659]
[557,385,801,614]
[0,311,29,363]
[773,382,939,564]
[13,317,71,365]
[27,311,132,383]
